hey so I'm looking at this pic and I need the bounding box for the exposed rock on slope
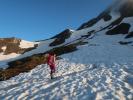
[0,37,37,55]
[49,29,72,46]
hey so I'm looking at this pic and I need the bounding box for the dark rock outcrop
[49,29,72,46]
[119,41,133,45]
[106,23,130,35]
[125,31,133,38]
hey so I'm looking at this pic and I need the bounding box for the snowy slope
[0,8,133,68]
[0,59,132,99]
[0,11,130,59]
[62,29,133,64]
[0,0,133,99]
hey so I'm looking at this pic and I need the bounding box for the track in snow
[0,59,133,100]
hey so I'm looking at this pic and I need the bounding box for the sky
[0,0,114,41]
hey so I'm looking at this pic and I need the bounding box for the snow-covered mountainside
[0,0,133,65]
[0,0,133,99]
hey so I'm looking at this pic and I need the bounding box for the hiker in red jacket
[47,53,56,79]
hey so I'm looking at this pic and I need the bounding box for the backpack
[47,54,55,66]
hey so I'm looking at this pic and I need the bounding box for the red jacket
[47,54,55,69]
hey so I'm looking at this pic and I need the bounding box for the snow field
[0,59,132,100]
